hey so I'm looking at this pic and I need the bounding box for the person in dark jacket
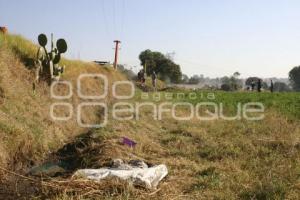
[141,69,146,86]
[151,71,157,90]
[250,81,255,91]
[270,80,274,93]
[257,79,262,92]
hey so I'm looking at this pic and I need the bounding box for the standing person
[151,71,157,90]
[141,69,146,86]
[270,80,274,93]
[137,70,142,83]
[250,80,255,91]
[257,79,262,92]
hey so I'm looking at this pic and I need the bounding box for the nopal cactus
[35,33,67,85]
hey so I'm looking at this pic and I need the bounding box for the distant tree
[230,72,242,90]
[199,74,205,83]
[220,84,231,91]
[273,82,291,92]
[289,66,300,91]
[262,82,269,90]
[220,72,242,91]
[245,77,261,86]
[188,75,201,84]
[220,76,233,91]
[139,49,182,83]
[181,74,189,83]
[233,71,241,78]
[221,76,230,85]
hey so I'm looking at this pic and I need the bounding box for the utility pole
[113,40,121,70]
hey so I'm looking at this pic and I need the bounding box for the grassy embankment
[0,33,127,169]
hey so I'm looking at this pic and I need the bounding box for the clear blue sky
[1,0,300,78]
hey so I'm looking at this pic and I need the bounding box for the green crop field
[187,91,300,119]
[140,89,300,120]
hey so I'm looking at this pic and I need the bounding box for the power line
[120,0,126,40]
[176,58,235,74]
[101,0,111,39]
[112,0,116,38]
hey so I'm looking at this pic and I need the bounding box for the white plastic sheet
[73,164,168,189]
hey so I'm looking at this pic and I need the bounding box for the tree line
[136,49,300,91]
[181,67,300,92]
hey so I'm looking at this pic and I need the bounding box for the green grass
[142,89,300,120]
[205,91,300,119]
